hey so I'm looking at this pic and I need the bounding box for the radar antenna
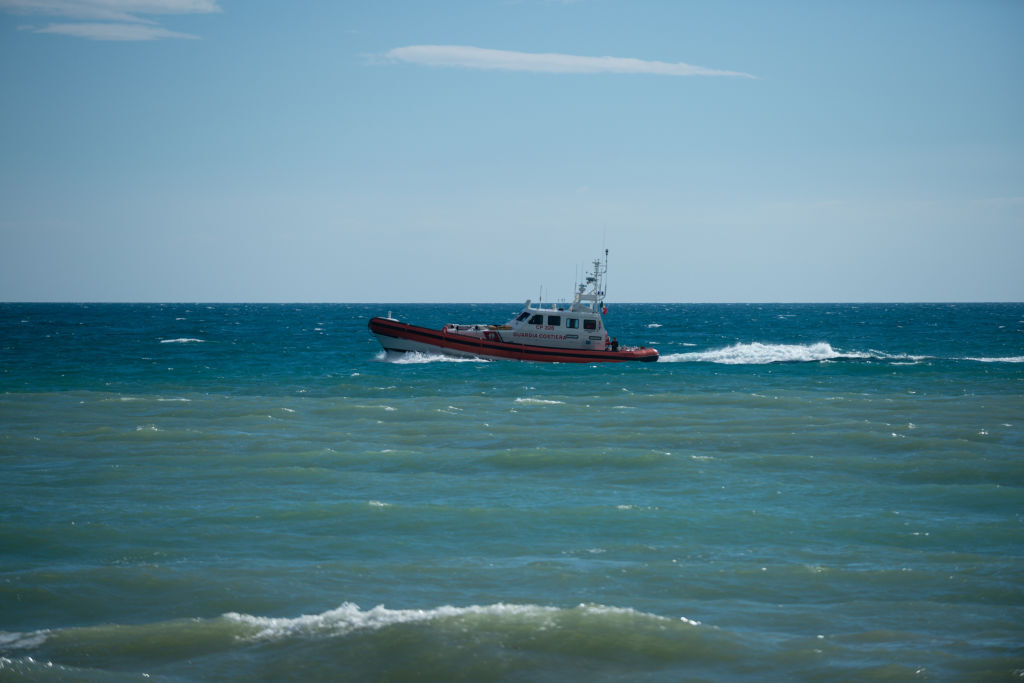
[571,250,609,313]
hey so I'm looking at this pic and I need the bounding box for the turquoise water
[1,303,1022,680]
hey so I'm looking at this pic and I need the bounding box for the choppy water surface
[1,303,1022,680]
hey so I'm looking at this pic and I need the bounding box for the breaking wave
[0,602,698,651]
[225,602,690,640]
[0,603,714,679]
[160,338,204,344]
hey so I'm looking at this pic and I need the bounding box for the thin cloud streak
[0,0,220,22]
[33,21,198,40]
[0,0,219,39]
[386,45,755,78]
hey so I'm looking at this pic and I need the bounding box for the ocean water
[1,302,1022,681]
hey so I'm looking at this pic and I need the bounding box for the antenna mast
[598,248,606,301]
[570,250,610,312]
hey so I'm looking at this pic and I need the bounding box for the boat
[368,251,659,363]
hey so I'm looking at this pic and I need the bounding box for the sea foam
[660,342,1024,365]
[659,342,864,364]
[378,351,488,364]
[223,602,683,642]
[514,397,565,405]
[0,631,48,650]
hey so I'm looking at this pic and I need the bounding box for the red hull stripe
[369,317,658,363]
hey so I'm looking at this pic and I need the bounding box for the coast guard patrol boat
[368,252,658,363]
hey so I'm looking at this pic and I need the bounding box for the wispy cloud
[32,21,197,40]
[385,45,755,78]
[0,0,220,40]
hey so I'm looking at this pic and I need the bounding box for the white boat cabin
[442,255,616,351]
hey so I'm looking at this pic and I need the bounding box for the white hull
[374,332,482,359]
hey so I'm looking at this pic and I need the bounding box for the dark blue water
[1,303,1022,680]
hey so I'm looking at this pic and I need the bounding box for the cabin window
[528,314,545,325]
[516,312,530,322]
[566,319,579,329]
[583,319,597,330]
[547,316,561,327]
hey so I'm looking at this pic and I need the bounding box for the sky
[1,0,1022,303]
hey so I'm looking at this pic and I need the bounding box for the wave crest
[223,602,693,642]
[0,603,715,678]
[225,602,551,640]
